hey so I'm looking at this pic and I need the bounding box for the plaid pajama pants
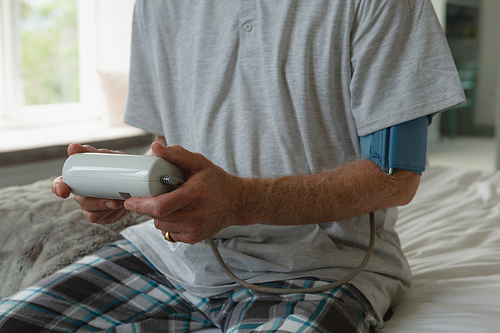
[0,239,378,333]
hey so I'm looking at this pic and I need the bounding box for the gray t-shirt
[121,0,465,323]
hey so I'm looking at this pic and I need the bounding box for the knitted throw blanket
[0,178,149,299]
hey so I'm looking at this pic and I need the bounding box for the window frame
[0,0,101,130]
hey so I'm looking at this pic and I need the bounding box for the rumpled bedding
[0,178,149,299]
[382,167,500,332]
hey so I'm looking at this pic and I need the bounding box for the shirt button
[244,22,253,31]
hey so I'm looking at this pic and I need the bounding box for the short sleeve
[350,0,466,136]
[122,1,165,136]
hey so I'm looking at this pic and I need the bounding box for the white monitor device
[62,153,185,200]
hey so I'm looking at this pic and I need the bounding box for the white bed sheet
[382,166,500,332]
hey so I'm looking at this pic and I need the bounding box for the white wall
[428,0,447,144]
[476,0,500,128]
[431,0,447,25]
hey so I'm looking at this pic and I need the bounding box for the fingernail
[106,201,122,209]
[124,199,137,211]
[154,141,168,149]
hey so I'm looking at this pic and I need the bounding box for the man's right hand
[52,143,130,225]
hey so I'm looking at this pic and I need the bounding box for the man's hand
[122,141,421,245]
[124,142,245,244]
[52,143,130,224]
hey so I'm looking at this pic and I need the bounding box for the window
[0,0,99,130]
[20,0,79,106]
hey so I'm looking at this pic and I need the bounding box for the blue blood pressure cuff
[359,116,429,175]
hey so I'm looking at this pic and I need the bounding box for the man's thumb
[151,141,206,172]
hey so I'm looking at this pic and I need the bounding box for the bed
[1,166,499,331]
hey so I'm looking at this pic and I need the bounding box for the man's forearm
[125,143,421,243]
[235,159,420,226]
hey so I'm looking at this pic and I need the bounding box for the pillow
[97,70,129,127]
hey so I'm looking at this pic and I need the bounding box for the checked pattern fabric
[0,239,377,332]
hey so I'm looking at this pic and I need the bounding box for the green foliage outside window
[19,0,79,106]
